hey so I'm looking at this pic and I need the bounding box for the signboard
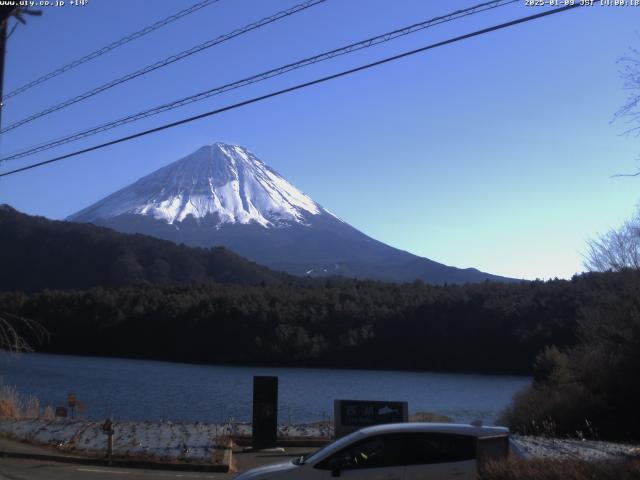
[55,407,68,418]
[477,435,509,474]
[252,376,278,449]
[334,399,408,438]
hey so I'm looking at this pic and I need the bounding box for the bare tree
[584,208,640,271]
[0,313,47,352]
[611,47,640,177]
[615,47,640,137]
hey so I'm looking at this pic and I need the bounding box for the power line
[0,0,518,163]
[0,3,582,179]
[1,0,222,102]
[0,0,327,134]
[5,20,17,40]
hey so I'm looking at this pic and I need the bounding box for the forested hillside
[0,205,288,291]
[2,272,615,375]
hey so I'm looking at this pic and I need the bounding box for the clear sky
[0,0,639,280]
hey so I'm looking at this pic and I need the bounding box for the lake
[0,352,530,425]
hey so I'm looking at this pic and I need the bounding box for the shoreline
[1,350,534,378]
[1,418,638,463]
[0,418,331,464]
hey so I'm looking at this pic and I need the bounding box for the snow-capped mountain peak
[68,142,514,284]
[68,142,324,227]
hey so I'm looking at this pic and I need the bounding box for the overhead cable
[2,0,223,101]
[0,0,328,134]
[0,4,583,178]
[0,0,517,162]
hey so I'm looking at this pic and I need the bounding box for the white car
[235,423,522,480]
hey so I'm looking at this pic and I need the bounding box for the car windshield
[299,431,364,465]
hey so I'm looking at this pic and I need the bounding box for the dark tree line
[2,272,625,376]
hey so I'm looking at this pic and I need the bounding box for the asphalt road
[0,445,314,480]
[0,457,230,480]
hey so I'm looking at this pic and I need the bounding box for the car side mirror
[330,458,341,477]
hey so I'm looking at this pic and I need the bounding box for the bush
[499,383,602,438]
[409,411,454,423]
[0,384,51,419]
[501,270,640,440]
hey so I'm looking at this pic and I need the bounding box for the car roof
[302,423,510,466]
[357,422,509,438]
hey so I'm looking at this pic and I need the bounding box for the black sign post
[252,376,278,449]
[334,399,408,438]
[102,417,115,463]
[68,392,77,419]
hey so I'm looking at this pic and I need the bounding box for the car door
[402,432,477,480]
[313,433,406,480]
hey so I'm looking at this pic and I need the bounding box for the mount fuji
[68,142,513,284]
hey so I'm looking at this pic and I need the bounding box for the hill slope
[0,205,288,292]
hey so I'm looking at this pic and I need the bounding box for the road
[0,443,314,480]
[0,457,229,480]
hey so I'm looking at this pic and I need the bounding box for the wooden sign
[477,435,509,474]
[55,407,68,418]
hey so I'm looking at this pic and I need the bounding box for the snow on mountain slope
[68,143,326,227]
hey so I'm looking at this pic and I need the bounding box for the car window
[402,432,476,465]
[316,434,405,470]
[303,431,364,465]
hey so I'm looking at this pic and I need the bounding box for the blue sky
[0,0,639,280]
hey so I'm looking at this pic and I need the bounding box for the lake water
[0,352,530,425]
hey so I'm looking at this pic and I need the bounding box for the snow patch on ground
[226,422,333,439]
[512,434,640,460]
[0,419,332,461]
[3,419,635,462]
[0,419,231,462]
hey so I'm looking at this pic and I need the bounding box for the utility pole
[0,7,41,129]
[0,7,14,129]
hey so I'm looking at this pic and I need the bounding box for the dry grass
[42,406,55,420]
[0,384,51,420]
[0,385,20,419]
[480,457,640,480]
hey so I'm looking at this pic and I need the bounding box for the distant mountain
[69,142,516,284]
[0,205,288,292]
